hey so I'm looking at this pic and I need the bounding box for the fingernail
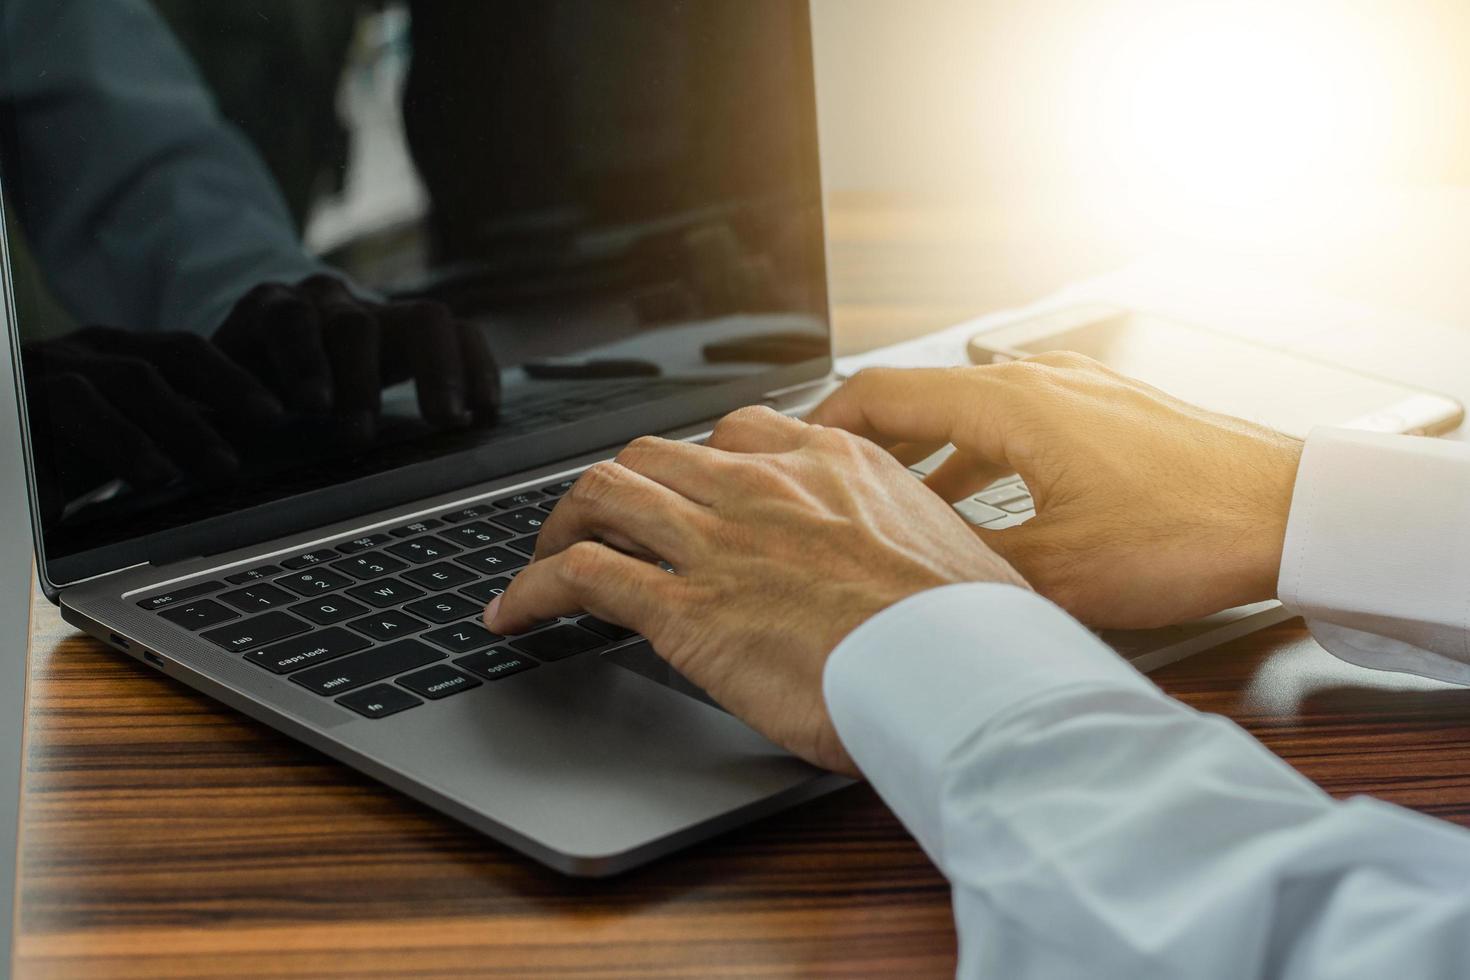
[484,595,502,630]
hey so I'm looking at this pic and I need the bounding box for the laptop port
[142,651,166,668]
[109,633,131,650]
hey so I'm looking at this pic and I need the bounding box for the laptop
[0,1,1275,878]
[0,296,27,977]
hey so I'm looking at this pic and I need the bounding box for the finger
[705,403,806,454]
[35,373,181,488]
[457,319,501,423]
[614,436,735,506]
[923,448,1014,502]
[319,304,382,425]
[536,460,710,566]
[488,541,673,635]
[889,440,947,468]
[383,302,472,429]
[806,366,1017,467]
[252,285,334,414]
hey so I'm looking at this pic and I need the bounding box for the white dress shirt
[823,427,1470,978]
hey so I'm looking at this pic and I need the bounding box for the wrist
[1238,434,1305,604]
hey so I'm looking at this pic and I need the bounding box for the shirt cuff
[1277,427,1470,682]
[822,583,1157,859]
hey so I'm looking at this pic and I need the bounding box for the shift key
[290,639,443,696]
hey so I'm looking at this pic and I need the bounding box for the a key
[218,583,294,612]
[137,581,223,611]
[158,599,237,630]
[332,553,409,581]
[291,640,443,696]
[454,649,538,682]
[225,565,282,586]
[422,622,501,655]
[389,519,444,538]
[337,533,393,554]
[245,627,369,674]
[348,610,428,641]
[508,624,605,662]
[278,569,355,597]
[397,665,482,700]
[403,594,483,625]
[385,537,463,564]
[488,507,546,536]
[292,596,370,626]
[402,562,477,591]
[454,547,527,576]
[281,549,339,569]
[439,522,512,549]
[459,575,516,604]
[345,578,427,609]
[201,611,309,652]
[336,684,422,719]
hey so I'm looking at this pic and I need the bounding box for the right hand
[807,355,1305,629]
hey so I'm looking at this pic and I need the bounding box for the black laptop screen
[0,0,829,583]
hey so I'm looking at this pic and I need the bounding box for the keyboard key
[389,519,444,538]
[537,501,557,513]
[460,574,516,604]
[455,649,538,682]
[348,609,428,641]
[345,578,427,608]
[488,507,546,535]
[441,506,493,523]
[292,596,370,626]
[332,553,409,581]
[137,581,223,611]
[245,627,369,674]
[492,489,544,509]
[402,562,477,591]
[439,522,512,549]
[385,537,463,564]
[540,478,577,498]
[278,569,355,597]
[336,533,392,554]
[508,624,605,662]
[403,593,482,624]
[225,565,282,586]
[976,484,1031,507]
[202,611,309,652]
[422,622,501,655]
[955,499,1007,525]
[291,639,443,695]
[281,549,339,569]
[218,583,294,612]
[337,684,422,719]
[455,547,526,576]
[158,599,237,630]
[999,495,1034,514]
[580,617,637,642]
[397,664,482,700]
[505,536,538,557]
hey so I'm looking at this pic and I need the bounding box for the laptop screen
[0,0,828,586]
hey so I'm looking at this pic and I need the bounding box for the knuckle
[616,435,665,468]
[558,541,607,584]
[571,461,623,505]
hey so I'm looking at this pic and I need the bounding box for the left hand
[486,405,1029,775]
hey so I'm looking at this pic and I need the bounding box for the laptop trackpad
[602,640,725,712]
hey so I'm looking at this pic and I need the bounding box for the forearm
[826,585,1470,978]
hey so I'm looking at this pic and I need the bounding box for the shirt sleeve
[1277,427,1470,685]
[825,583,1470,979]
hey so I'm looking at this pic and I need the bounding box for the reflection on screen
[0,0,828,568]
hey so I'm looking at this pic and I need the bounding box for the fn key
[337,684,421,719]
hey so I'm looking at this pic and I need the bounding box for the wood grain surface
[14,197,1470,978]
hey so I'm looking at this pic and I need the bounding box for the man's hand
[487,406,1028,775]
[214,274,500,433]
[808,355,1304,629]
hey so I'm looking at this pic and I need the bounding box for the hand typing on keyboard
[806,355,1304,630]
[486,405,1029,775]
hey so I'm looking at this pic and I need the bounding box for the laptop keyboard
[137,478,623,720]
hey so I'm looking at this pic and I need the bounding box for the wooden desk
[16,195,1470,978]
